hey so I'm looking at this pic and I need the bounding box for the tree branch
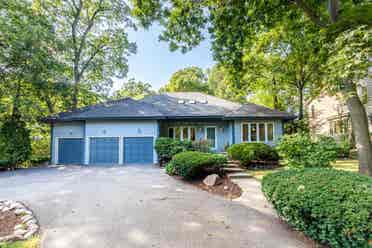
[293,0,328,28]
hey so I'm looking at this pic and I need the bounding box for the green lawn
[0,237,39,248]
[246,159,359,180]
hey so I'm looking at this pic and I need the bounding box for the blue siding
[58,138,84,164]
[90,137,119,164]
[124,137,153,164]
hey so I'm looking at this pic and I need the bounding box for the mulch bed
[189,176,242,199]
[0,211,23,237]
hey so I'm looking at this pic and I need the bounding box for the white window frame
[204,126,217,150]
[241,122,275,143]
[168,126,196,141]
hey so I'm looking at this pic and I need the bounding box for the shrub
[227,142,279,166]
[262,168,372,247]
[0,117,31,169]
[165,162,176,175]
[155,137,193,166]
[276,134,338,168]
[337,136,351,158]
[170,151,227,179]
[191,140,211,153]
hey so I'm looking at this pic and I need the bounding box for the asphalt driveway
[0,165,311,248]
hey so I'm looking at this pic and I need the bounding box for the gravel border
[0,200,39,243]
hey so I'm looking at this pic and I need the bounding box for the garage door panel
[90,137,119,164]
[58,138,84,164]
[124,137,153,164]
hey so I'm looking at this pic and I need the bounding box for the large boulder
[203,174,220,186]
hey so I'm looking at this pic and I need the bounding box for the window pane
[259,123,265,141]
[242,124,248,142]
[206,127,216,148]
[267,123,274,141]
[168,128,174,138]
[250,124,257,142]
[190,128,196,141]
[182,127,188,140]
[175,127,181,140]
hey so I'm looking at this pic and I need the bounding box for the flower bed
[0,201,39,243]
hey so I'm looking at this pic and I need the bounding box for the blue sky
[113,24,215,91]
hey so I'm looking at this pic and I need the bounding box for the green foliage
[191,140,211,153]
[337,136,352,158]
[276,134,339,168]
[284,119,309,135]
[154,137,193,165]
[170,151,227,179]
[227,143,279,166]
[160,67,209,93]
[165,162,176,176]
[0,118,31,168]
[262,168,372,247]
[113,78,154,100]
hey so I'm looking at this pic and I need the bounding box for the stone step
[221,167,245,173]
[223,163,240,168]
[227,172,252,179]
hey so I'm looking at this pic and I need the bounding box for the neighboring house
[44,92,294,165]
[308,78,372,139]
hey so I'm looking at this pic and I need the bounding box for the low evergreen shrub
[262,168,372,247]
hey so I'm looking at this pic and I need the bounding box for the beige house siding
[308,94,372,139]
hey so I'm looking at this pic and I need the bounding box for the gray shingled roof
[44,92,295,122]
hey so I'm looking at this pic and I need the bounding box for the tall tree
[207,65,247,103]
[160,66,209,93]
[243,23,324,117]
[113,78,154,99]
[131,0,372,175]
[38,0,137,110]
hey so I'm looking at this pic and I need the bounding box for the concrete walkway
[0,165,313,248]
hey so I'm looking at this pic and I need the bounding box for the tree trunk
[72,66,80,110]
[298,86,304,120]
[272,77,280,110]
[342,81,372,175]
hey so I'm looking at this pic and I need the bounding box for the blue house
[44,92,294,165]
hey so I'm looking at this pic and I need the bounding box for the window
[242,124,249,142]
[242,122,275,142]
[168,127,174,138]
[182,127,189,140]
[206,127,216,149]
[267,123,274,141]
[259,123,265,141]
[175,127,181,139]
[190,127,196,141]
[250,123,257,142]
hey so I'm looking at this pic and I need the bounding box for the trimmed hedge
[227,142,279,166]
[169,151,227,179]
[155,137,193,166]
[262,168,372,247]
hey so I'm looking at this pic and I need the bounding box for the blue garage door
[90,137,119,164]
[124,137,153,164]
[58,138,84,164]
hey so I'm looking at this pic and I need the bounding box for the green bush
[165,162,176,175]
[276,134,338,168]
[0,117,31,169]
[337,136,351,158]
[227,142,279,166]
[191,140,212,153]
[0,160,11,170]
[262,168,372,247]
[170,151,227,179]
[155,137,193,166]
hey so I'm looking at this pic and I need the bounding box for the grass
[246,159,360,180]
[0,237,39,248]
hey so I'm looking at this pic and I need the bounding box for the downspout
[232,120,235,144]
[50,123,54,164]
